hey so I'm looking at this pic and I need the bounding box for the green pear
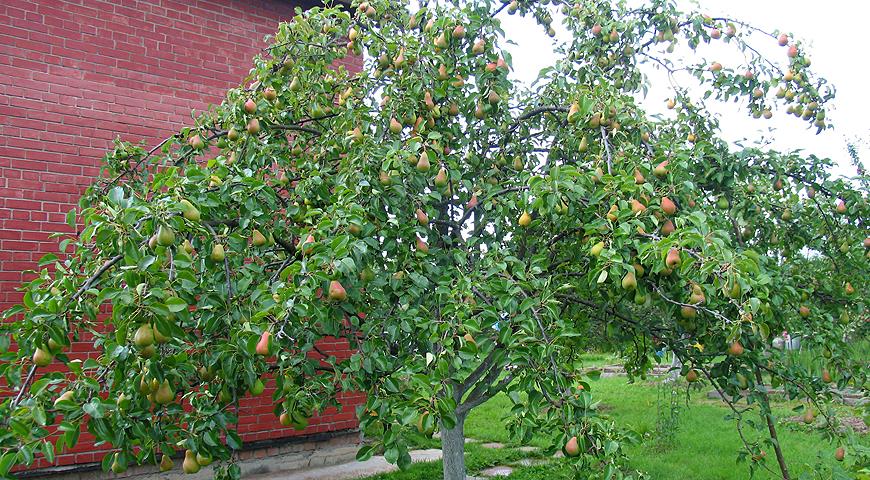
[210,244,226,262]
[33,347,54,367]
[183,450,201,474]
[133,324,155,348]
[252,229,267,247]
[154,379,175,405]
[179,199,200,222]
[157,225,175,246]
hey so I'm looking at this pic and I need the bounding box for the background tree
[1,0,867,479]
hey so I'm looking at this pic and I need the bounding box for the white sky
[498,1,869,177]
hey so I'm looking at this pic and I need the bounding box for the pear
[280,412,293,426]
[159,454,174,472]
[154,379,175,405]
[389,117,402,134]
[289,76,301,91]
[210,243,226,262]
[466,193,479,210]
[661,197,677,216]
[717,196,729,210]
[153,323,171,344]
[578,136,588,153]
[256,331,272,356]
[416,236,429,254]
[799,305,810,318]
[665,248,681,269]
[188,134,205,150]
[821,369,833,383]
[415,208,429,226]
[680,305,697,319]
[133,324,155,348]
[263,87,277,101]
[835,446,845,462]
[661,220,675,236]
[33,347,54,367]
[328,280,347,301]
[728,341,744,356]
[249,378,265,396]
[606,204,618,222]
[567,103,580,123]
[252,229,267,247]
[781,209,793,221]
[54,390,74,406]
[157,225,175,246]
[111,453,126,474]
[802,409,815,424]
[512,156,523,170]
[653,160,669,178]
[633,168,645,184]
[686,369,699,382]
[416,151,431,172]
[844,282,855,295]
[246,117,261,135]
[182,239,194,255]
[630,199,646,215]
[472,38,485,54]
[452,24,465,39]
[244,98,257,114]
[183,450,201,474]
[590,241,605,257]
[179,199,200,222]
[725,280,741,299]
[434,167,448,187]
[564,436,580,457]
[518,211,532,227]
[434,32,448,49]
[359,267,375,283]
[835,199,846,214]
[621,271,637,291]
[736,373,749,389]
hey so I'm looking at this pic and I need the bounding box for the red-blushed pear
[778,33,788,46]
[844,282,855,296]
[567,102,580,123]
[710,28,721,39]
[710,61,722,72]
[188,134,205,150]
[835,447,845,462]
[247,117,261,135]
[630,199,646,215]
[466,193,479,210]
[434,32,448,49]
[822,369,833,383]
[666,98,676,109]
[263,87,277,101]
[681,305,697,319]
[633,168,645,184]
[621,271,637,291]
[416,208,429,225]
[665,248,681,269]
[518,211,532,227]
[328,280,347,301]
[416,235,429,254]
[661,219,675,236]
[244,98,257,114]
[863,237,870,248]
[452,24,465,39]
[788,45,798,58]
[389,117,402,134]
[279,412,293,426]
[252,229,267,247]
[33,347,53,367]
[803,409,815,424]
[437,64,449,80]
[472,38,485,55]
[256,331,271,356]
[686,369,699,382]
[564,436,580,457]
[799,305,810,318]
[835,199,847,214]
[591,24,602,35]
[653,160,669,178]
[728,341,744,356]
[661,197,677,216]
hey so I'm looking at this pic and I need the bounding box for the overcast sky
[498,0,868,177]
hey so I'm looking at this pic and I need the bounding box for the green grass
[363,376,866,480]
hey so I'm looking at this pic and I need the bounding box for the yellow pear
[252,229,267,247]
[154,379,175,405]
[183,450,201,474]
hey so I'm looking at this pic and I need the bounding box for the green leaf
[166,297,188,313]
[0,451,17,477]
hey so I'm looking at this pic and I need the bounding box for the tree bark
[441,413,467,480]
[754,369,790,480]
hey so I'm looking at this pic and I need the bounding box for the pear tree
[1,1,868,479]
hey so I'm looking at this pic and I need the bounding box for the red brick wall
[0,0,363,470]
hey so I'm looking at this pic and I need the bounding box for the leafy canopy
[1,0,867,478]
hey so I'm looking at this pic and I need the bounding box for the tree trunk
[441,413,467,480]
[754,369,790,480]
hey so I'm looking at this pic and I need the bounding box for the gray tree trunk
[441,413,467,480]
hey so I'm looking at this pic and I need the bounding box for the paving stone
[247,449,443,480]
[517,446,538,453]
[513,458,549,467]
[479,442,505,449]
[479,466,513,477]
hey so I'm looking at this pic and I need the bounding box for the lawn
[364,376,866,479]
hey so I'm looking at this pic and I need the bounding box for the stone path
[248,441,549,480]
